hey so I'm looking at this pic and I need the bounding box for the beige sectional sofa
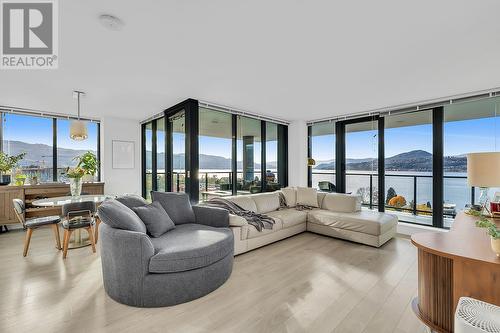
[224,188,398,255]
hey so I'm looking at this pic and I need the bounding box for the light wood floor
[0,228,427,333]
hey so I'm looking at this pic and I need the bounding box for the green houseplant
[0,152,26,185]
[74,151,98,182]
[476,217,500,257]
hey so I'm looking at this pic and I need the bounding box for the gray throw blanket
[205,197,275,231]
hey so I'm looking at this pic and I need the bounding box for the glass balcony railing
[311,171,473,226]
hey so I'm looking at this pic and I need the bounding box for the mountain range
[146,153,277,170]
[3,140,95,167]
[314,149,467,172]
[3,141,467,173]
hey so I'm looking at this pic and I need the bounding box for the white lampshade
[70,120,88,141]
[466,152,500,187]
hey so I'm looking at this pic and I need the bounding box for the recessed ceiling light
[99,14,124,31]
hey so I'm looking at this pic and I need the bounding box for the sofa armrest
[229,214,248,227]
[192,205,229,228]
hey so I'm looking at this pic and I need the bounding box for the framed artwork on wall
[112,140,135,169]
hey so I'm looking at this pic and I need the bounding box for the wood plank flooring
[0,228,427,333]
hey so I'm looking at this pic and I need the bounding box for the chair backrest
[12,199,26,227]
[318,181,336,192]
[62,201,96,220]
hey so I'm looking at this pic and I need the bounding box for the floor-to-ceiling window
[199,108,233,200]
[1,112,100,183]
[237,116,262,194]
[384,111,433,225]
[444,97,500,227]
[142,99,288,201]
[156,118,166,192]
[309,121,335,190]
[265,122,279,191]
[345,118,378,209]
[307,93,500,229]
[144,122,153,200]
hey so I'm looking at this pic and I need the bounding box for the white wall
[100,117,141,195]
[288,120,308,187]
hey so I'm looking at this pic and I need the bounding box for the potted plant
[476,217,500,257]
[66,167,85,196]
[74,151,98,182]
[14,173,27,186]
[0,152,26,185]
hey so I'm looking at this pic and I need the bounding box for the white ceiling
[1,0,500,122]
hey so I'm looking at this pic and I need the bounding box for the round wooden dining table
[32,194,115,248]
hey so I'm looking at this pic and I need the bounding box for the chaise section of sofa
[219,188,398,255]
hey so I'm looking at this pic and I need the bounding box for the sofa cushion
[149,224,233,273]
[251,192,280,214]
[246,218,283,239]
[115,194,148,210]
[296,187,319,207]
[322,193,361,213]
[307,210,397,236]
[97,199,147,233]
[266,209,307,228]
[281,187,297,207]
[132,201,175,237]
[225,196,257,212]
[151,192,196,225]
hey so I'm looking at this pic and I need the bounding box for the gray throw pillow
[98,199,147,233]
[132,201,175,237]
[151,191,196,225]
[116,194,148,209]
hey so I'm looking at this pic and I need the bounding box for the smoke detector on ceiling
[99,14,124,31]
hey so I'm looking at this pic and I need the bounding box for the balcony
[312,171,475,228]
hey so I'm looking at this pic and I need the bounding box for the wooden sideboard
[0,182,104,226]
[411,212,500,333]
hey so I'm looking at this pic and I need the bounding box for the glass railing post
[413,176,417,216]
[205,173,208,191]
[369,174,373,209]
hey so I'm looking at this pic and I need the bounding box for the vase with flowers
[66,167,85,196]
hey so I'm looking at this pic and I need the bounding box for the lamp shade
[70,120,88,141]
[466,152,500,187]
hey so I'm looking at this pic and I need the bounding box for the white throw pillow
[322,193,361,213]
[296,187,319,207]
[281,187,297,207]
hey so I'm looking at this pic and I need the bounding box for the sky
[5,111,500,164]
[312,116,500,161]
[3,113,98,150]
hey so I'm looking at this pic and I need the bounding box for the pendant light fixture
[70,90,88,141]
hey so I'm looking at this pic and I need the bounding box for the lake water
[311,170,482,211]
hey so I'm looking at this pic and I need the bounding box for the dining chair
[61,201,97,259]
[12,199,61,257]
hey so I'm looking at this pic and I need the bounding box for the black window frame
[0,111,101,183]
[141,99,289,201]
[307,107,453,229]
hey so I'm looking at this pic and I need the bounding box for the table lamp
[466,152,500,215]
